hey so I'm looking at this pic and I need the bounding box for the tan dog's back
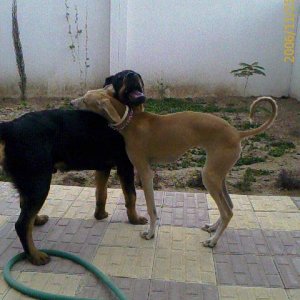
[126,111,240,163]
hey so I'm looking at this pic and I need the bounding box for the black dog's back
[0,109,130,194]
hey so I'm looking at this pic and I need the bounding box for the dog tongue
[129,90,144,100]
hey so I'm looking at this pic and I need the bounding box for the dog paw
[202,239,217,248]
[129,215,148,225]
[201,224,217,233]
[140,230,154,240]
[34,215,49,226]
[28,251,51,265]
[94,210,109,220]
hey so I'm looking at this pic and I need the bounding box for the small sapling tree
[231,62,266,96]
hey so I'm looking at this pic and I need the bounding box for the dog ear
[103,75,114,87]
[97,99,122,124]
[138,73,145,88]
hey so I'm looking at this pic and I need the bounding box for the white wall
[126,0,298,97]
[0,0,299,99]
[290,9,300,100]
[0,0,110,97]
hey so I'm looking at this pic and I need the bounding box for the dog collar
[109,105,133,131]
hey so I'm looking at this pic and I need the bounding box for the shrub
[236,156,266,166]
[268,141,296,157]
[234,168,256,192]
[276,169,300,190]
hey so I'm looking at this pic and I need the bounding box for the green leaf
[253,69,266,76]
[239,63,251,67]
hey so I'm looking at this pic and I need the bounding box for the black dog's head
[103,70,145,106]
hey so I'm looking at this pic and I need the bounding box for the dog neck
[108,97,144,132]
[109,105,133,131]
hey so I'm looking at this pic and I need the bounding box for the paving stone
[0,216,8,229]
[1,183,300,295]
[0,218,30,269]
[249,195,298,212]
[163,192,207,209]
[213,229,270,255]
[117,189,164,207]
[214,254,283,288]
[263,230,300,256]
[111,204,160,224]
[274,256,300,288]
[77,274,150,300]
[74,186,96,202]
[15,218,107,274]
[100,223,156,248]
[0,217,58,270]
[209,210,260,229]
[156,226,211,253]
[93,246,155,279]
[160,192,209,228]
[0,184,20,216]
[39,199,73,218]
[73,187,121,203]
[3,272,81,299]
[112,190,164,223]
[256,212,300,231]
[207,194,253,211]
[149,280,218,300]
[47,185,84,201]
[63,198,116,221]
[291,197,300,209]
[153,226,215,284]
[0,271,12,299]
[286,289,300,300]
[218,285,288,300]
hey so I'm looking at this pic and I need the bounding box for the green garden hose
[3,249,128,300]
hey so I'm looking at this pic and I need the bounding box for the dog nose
[70,100,75,106]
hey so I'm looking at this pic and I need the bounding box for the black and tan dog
[72,70,278,248]
[0,92,147,265]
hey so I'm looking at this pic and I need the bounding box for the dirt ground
[0,95,299,196]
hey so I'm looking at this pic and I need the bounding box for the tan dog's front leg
[137,166,157,240]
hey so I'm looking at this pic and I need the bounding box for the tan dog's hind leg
[202,218,220,233]
[202,180,232,233]
[202,148,240,247]
[94,169,111,220]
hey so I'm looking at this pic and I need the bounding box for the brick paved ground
[0,182,299,299]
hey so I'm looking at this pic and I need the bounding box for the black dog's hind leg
[20,196,49,226]
[117,162,148,225]
[94,168,111,220]
[15,175,51,265]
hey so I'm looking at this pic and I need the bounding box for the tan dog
[71,89,277,247]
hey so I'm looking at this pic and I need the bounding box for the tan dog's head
[70,87,123,124]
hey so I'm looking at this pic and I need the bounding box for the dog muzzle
[128,91,146,106]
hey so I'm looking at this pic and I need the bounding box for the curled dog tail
[239,96,278,140]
